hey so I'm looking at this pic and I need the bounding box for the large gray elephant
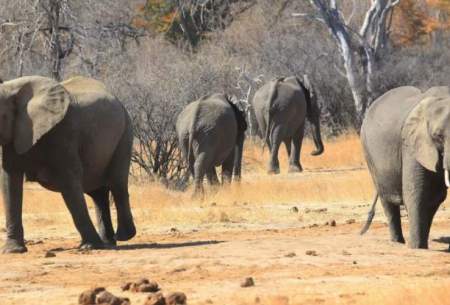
[251,76,324,174]
[176,93,247,196]
[0,76,136,253]
[361,86,450,249]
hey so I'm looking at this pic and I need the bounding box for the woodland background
[1,0,449,184]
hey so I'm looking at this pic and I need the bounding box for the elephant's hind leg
[268,126,282,174]
[87,187,115,246]
[107,125,137,242]
[380,197,405,244]
[288,124,305,173]
[207,168,220,186]
[192,153,208,198]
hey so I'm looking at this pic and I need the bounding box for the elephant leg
[222,152,235,184]
[284,140,291,158]
[289,124,305,173]
[402,154,446,249]
[110,183,137,241]
[380,197,405,243]
[193,153,207,197]
[107,131,137,242]
[1,169,27,254]
[268,126,282,174]
[61,179,103,249]
[87,187,116,246]
[206,168,220,186]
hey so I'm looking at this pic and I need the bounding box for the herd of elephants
[0,74,449,254]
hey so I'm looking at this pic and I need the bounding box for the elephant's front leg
[1,169,27,254]
[61,178,103,249]
[402,153,446,249]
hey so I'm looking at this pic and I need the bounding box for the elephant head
[226,96,247,181]
[0,76,70,154]
[403,91,450,185]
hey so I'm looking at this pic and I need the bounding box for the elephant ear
[14,77,71,154]
[402,97,439,172]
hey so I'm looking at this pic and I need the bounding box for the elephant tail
[262,78,283,152]
[360,193,379,235]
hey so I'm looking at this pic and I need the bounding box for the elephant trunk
[309,116,324,156]
[233,133,245,182]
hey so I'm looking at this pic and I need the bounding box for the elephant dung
[240,277,255,288]
[144,292,166,305]
[78,287,106,305]
[96,291,130,305]
[166,292,187,305]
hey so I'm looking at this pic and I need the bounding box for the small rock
[304,208,311,213]
[342,250,351,256]
[169,228,180,234]
[285,252,296,258]
[210,202,217,206]
[346,219,356,224]
[290,206,299,213]
[45,251,56,258]
[144,292,166,305]
[353,261,357,265]
[308,223,319,228]
[166,292,187,305]
[329,220,336,227]
[305,250,318,256]
[240,277,255,287]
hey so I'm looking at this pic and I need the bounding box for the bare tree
[294,0,400,123]
[0,0,145,80]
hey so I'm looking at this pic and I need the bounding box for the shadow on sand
[115,240,224,251]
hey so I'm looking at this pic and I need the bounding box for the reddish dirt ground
[2,220,450,305]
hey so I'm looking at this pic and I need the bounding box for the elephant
[251,75,324,174]
[176,93,247,196]
[360,86,450,249]
[0,76,136,253]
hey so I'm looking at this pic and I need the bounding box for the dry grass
[0,133,373,236]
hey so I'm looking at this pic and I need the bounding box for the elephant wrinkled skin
[0,76,136,253]
[361,86,450,249]
[176,93,247,196]
[251,76,324,174]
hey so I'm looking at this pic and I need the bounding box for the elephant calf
[251,75,324,174]
[176,94,247,196]
[361,86,450,249]
[0,76,136,253]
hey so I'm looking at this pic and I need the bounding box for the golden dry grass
[0,133,374,236]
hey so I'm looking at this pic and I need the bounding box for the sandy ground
[2,168,450,305]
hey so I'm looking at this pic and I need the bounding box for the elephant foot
[115,224,136,241]
[79,240,105,251]
[288,165,303,173]
[267,167,280,175]
[100,236,117,248]
[390,236,405,244]
[408,240,428,249]
[2,239,27,254]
